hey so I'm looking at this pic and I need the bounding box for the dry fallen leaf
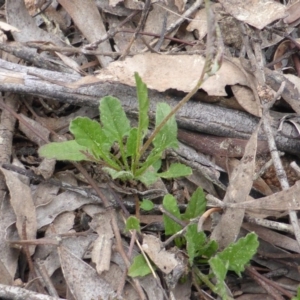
[58,245,118,300]
[218,0,286,30]
[142,234,179,274]
[90,212,114,274]
[284,1,300,24]
[0,195,20,285]
[232,180,300,211]
[0,167,37,255]
[186,3,221,41]
[210,121,260,249]
[92,53,252,96]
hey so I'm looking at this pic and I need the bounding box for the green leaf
[69,117,121,168]
[136,150,163,177]
[103,167,134,181]
[209,256,229,299]
[198,240,218,260]
[128,254,152,277]
[70,117,110,154]
[153,103,178,151]
[125,216,141,232]
[163,194,182,236]
[152,159,162,172]
[217,232,259,277]
[185,224,207,266]
[140,199,154,211]
[135,72,149,146]
[126,127,138,158]
[292,287,300,300]
[136,169,158,186]
[100,96,131,143]
[182,187,206,220]
[158,163,192,179]
[39,140,91,161]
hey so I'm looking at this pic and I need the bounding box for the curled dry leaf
[272,40,300,70]
[95,53,250,94]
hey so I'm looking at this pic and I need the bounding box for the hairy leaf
[209,256,229,299]
[136,168,158,186]
[100,96,131,144]
[135,72,149,149]
[39,140,91,161]
[182,187,206,220]
[153,103,178,151]
[126,127,138,158]
[128,254,152,277]
[163,194,182,236]
[217,232,259,276]
[158,163,192,179]
[70,117,109,152]
[140,199,154,211]
[125,216,141,232]
[102,168,134,181]
[185,224,207,266]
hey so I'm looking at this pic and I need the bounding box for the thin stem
[138,62,209,159]
[193,267,216,294]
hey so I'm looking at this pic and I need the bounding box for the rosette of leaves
[39,73,192,186]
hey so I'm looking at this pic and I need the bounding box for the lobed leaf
[136,169,158,186]
[209,256,229,299]
[185,224,207,266]
[99,96,131,144]
[217,232,259,277]
[70,117,111,157]
[128,254,152,277]
[182,187,206,220]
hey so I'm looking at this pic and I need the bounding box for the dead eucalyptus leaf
[142,234,179,274]
[231,180,300,211]
[218,0,286,30]
[0,167,37,255]
[210,121,261,249]
[58,245,118,300]
[90,212,114,274]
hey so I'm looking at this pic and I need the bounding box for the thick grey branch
[0,58,299,154]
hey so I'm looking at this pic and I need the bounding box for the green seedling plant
[39,73,192,186]
[129,188,259,300]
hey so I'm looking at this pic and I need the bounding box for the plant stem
[139,0,221,160]
[193,267,217,293]
[138,63,209,159]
